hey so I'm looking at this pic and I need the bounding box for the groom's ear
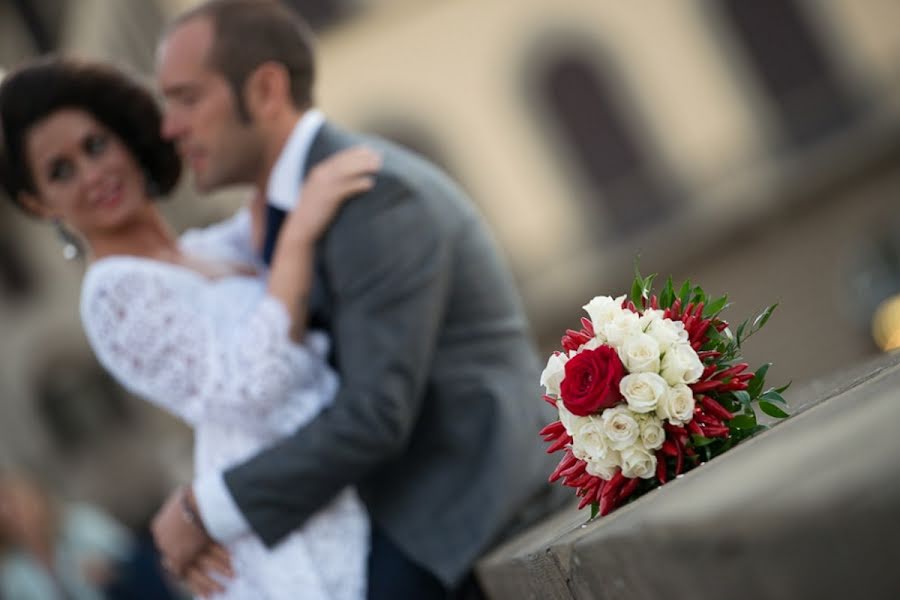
[244,62,292,122]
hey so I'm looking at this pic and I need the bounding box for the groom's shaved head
[166,0,316,120]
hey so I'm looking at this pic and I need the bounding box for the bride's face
[21,108,149,238]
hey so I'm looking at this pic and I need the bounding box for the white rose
[578,337,604,352]
[646,318,688,353]
[657,383,695,425]
[600,405,640,451]
[638,415,666,450]
[620,445,657,479]
[602,310,642,347]
[660,342,704,386]
[556,400,589,437]
[639,309,665,330]
[617,332,661,373]
[619,372,668,413]
[570,416,610,462]
[583,295,626,334]
[540,352,568,396]
[585,451,621,480]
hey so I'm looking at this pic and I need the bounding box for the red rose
[560,345,625,416]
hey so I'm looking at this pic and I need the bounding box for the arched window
[537,51,675,235]
[719,0,855,146]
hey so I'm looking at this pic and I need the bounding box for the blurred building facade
[1,0,899,520]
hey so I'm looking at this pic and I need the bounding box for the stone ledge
[478,351,900,600]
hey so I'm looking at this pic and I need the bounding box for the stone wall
[478,351,900,599]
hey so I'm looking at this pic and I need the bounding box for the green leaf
[752,304,777,331]
[732,390,752,410]
[644,274,657,297]
[678,280,692,306]
[747,363,771,398]
[631,277,644,309]
[760,390,787,404]
[703,295,729,318]
[690,285,706,306]
[729,414,757,430]
[691,434,716,447]
[774,381,792,394]
[759,400,790,418]
[590,502,599,519]
[660,276,675,309]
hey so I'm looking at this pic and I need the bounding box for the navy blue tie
[262,204,288,266]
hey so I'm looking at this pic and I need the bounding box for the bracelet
[179,487,207,534]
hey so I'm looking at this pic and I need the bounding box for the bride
[0,57,380,600]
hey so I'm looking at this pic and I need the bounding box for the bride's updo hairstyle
[0,57,181,211]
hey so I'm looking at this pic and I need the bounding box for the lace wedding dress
[79,210,368,600]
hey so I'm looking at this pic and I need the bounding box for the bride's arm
[79,148,380,429]
[80,262,320,429]
[266,146,381,342]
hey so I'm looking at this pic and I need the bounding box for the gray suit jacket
[225,122,562,585]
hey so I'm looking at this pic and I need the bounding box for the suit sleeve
[222,182,453,546]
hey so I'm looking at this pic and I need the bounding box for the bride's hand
[282,146,382,245]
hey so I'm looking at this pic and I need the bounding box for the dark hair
[169,0,316,120]
[0,57,181,210]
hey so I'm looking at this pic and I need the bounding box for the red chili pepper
[562,330,590,352]
[687,420,703,437]
[565,473,592,488]
[543,395,557,407]
[539,421,565,437]
[720,381,748,391]
[672,299,682,318]
[546,434,571,454]
[559,460,586,480]
[548,452,577,482]
[661,440,679,457]
[580,317,594,337]
[618,478,640,504]
[674,436,684,475]
[656,452,668,484]
[663,423,687,436]
[691,320,711,343]
[599,492,615,516]
[691,380,724,393]
[650,295,659,310]
[700,396,733,421]
[715,363,749,380]
[698,351,721,360]
[701,426,729,438]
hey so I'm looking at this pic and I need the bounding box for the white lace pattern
[79,212,368,600]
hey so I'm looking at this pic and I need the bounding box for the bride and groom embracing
[0,1,561,598]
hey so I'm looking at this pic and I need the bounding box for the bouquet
[540,270,789,518]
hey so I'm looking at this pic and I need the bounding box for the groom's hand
[152,486,216,576]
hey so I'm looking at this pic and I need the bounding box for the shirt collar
[266,109,326,211]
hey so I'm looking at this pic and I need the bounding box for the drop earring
[52,218,80,261]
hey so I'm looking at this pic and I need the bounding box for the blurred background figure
[0,472,182,599]
[0,0,899,580]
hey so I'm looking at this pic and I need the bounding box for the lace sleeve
[179,208,257,266]
[80,258,325,429]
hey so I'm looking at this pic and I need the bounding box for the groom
[151,1,561,597]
